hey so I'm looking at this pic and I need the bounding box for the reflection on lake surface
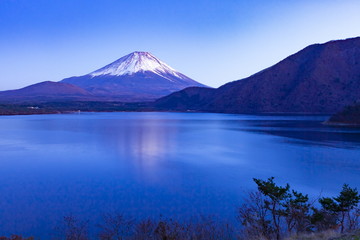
[0,112,359,238]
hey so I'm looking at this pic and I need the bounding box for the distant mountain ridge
[0,81,95,102]
[156,37,360,114]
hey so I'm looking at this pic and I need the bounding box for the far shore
[0,102,333,118]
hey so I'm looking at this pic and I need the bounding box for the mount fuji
[0,52,206,103]
[61,51,207,101]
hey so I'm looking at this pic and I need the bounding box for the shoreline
[0,109,333,117]
[322,121,360,127]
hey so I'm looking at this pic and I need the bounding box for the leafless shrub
[154,218,187,240]
[52,215,89,240]
[237,191,275,240]
[97,213,134,240]
[187,215,235,240]
[130,219,157,240]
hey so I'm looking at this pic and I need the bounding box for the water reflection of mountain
[96,118,179,180]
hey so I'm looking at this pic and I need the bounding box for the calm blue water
[0,112,360,238]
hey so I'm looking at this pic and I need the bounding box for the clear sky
[1,0,360,90]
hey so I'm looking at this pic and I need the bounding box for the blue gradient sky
[1,0,360,90]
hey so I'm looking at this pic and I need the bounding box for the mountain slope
[157,37,360,113]
[0,81,94,102]
[62,52,207,101]
[155,87,216,111]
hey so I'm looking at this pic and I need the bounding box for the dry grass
[285,230,341,240]
[285,230,360,240]
[331,230,360,240]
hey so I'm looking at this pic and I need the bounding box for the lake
[0,112,360,238]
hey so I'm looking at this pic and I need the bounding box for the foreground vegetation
[2,177,360,240]
[239,178,360,240]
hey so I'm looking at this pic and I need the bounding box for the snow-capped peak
[90,52,186,79]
